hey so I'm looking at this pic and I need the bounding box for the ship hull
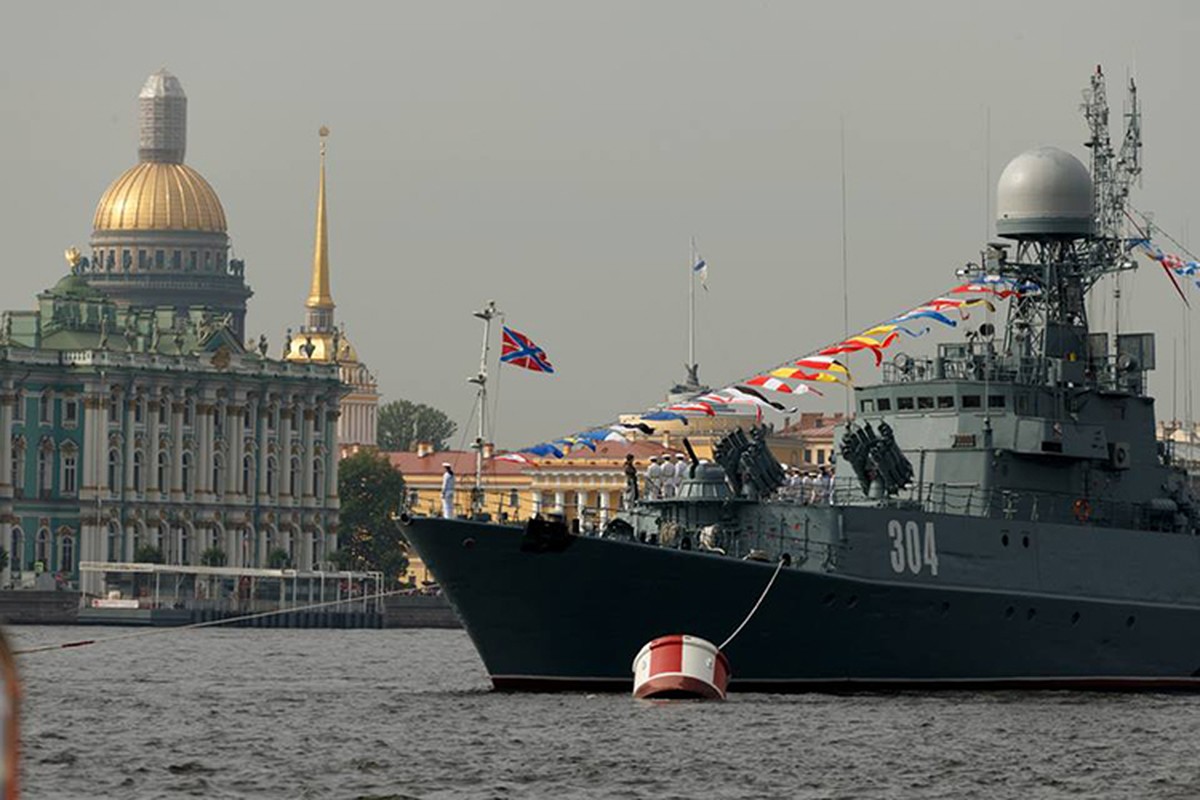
[404,515,1200,692]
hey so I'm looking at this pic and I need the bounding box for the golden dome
[93,162,227,233]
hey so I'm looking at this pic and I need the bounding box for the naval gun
[713,426,786,499]
[840,419,914,497]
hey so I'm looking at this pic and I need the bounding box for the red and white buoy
[631,634,731,700]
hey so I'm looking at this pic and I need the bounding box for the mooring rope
[719,557,786,651]
[12,589,414,656]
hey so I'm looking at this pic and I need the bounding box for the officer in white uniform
[646,456,662,499]
[441,462,456,519]
[673,453,688,496]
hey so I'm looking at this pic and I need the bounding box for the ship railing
[832,479,1183,532]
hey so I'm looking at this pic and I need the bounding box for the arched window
[11,440,24,495]
[311,459,324,498]
[179,527,190,565]
[181,452,193,495]
[107,449,121,494]
[10,528,23,574]
[289,457,301,497]
[38,394,51,425]
[213,454,224,498]
[106,523,120,562]
[242,454,253,496]
[157,450,169,491]
[60,535,74,573]
[266,457,277,496]
[133,450,144,492]
[37,447,52,496]
[61,448,77,495]
[35,528,49,567]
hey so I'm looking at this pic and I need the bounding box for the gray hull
[404,509,1200,692]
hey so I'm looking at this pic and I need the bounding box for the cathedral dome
[92,161,227,233]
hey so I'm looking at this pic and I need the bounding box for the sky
[3,1,1200,447]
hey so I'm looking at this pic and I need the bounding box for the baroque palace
[3,70,376,595]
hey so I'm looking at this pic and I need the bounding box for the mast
[688,237,696,385]
[469,301,499,518]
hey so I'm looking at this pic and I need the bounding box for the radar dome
[996,146,1093,238]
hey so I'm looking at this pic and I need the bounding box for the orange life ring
[1072,498,1091,523]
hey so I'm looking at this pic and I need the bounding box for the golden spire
[307,125,334,310]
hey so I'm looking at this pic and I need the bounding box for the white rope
[719,557,785,651]
[13,588,413,656]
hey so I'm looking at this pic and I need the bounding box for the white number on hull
[887,520,938,576]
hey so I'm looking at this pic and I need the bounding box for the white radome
[996,146,1094,238]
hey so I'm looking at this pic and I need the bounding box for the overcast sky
[3,1,1199,447]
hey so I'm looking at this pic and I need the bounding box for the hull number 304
[887,520,939,576]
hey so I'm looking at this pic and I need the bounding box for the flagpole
[470,300,499,519]
[689,236,696,384]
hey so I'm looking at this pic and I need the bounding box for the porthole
[1026,608,1037,621]
[847,595,859,609]
[822,593,836,607]
[1126,615,1136,628]
[1022,535,1030,549]
[940,601,950,616]
[1071,612,1081,626]
[1001,534,1009,547]
[1005,606,1015,619]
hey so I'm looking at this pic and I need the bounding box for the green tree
[266,547,292,569]
[377,399,457,451]
[200,547,227,567]
[134,544,163,564]
[335,449,408,586]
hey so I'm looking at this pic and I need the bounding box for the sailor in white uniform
[646,456,662,500]
[673,453,688,496]
[441,462,456,519]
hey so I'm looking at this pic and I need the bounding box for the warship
[402,67,1200,691]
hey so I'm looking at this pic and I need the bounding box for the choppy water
[12,625,1200,799]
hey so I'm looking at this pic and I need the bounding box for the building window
[313,410,322,433]
[213,406,223,432]
[267,409,276,432]
[108,449,120,494]
[63,399,78,426]
[962,395,982,409]
[137,250,147,270]
[266,457,277,496]
[157,451,169,492]
[180,528,190,565]
[9,529,22,574]
[35,529,49,568]
[38,394,51,425]
[183,402,193,427]
[289,457,301,496]
[817,450,826,465]
[37,448,52,496]
[154,250,164,269]
[988,395,1006,409]
[107,523,120,561]
[188,251,197,271]
[311,459,323,497]
[11,442,23,496]
[134,398,144,424]
[61,535,74,573]
[213,455,224,498]
[242,455,253,495]
[12,393,22,422]
[877,397,892,411]
[172,250,182,270]
[108,397,120,423]
[62,450,77,495]
[804,448,813,464]
[181,452,193,495]
[133,450,144,493]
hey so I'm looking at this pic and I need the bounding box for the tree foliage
[377,399,457,451]
[335,449,408,586]
[200,547,227,567]
[134,544,163,564]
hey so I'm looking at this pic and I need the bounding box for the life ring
[1072,498,1091,523]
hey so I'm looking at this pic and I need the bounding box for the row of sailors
[781,465,834,504]
[643,454,689,499]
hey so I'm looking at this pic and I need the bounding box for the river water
[12,625,1200,799]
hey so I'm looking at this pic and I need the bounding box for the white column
[147,396,160,493]
[279,401,293,500]
[227,404,243,496]
[325,409,339,506]
[600,491,610,526]
[170,400,184,499]
[123,396,137,492]
[257,402,271,500]
[197,401,213,498]
[301,404,315,503]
